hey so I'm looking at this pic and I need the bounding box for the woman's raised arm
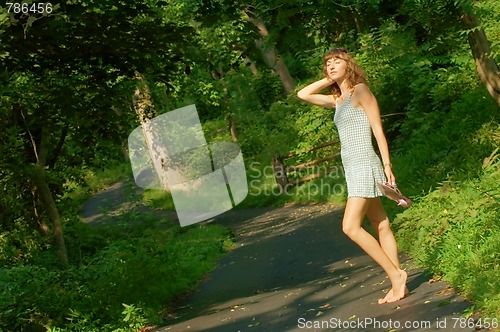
[297,78,336,108]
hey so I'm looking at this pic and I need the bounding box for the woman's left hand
[384,164,396,186]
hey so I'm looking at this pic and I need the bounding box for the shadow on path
[153,204,474,332]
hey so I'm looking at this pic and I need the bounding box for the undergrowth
[0,167,234,332]
[390,87,500,319]
[395,151,500,319]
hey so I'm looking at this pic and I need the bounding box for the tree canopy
[0,0,499,329]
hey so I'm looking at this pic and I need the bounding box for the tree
[398,0,499,107]
[244,12,296,94]
[167,0,298,94]
[0,0,195,266]
[461,10,500,106]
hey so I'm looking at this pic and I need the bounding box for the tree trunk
[31,190,49,235]
[16,103,68,267]
[245,13,296,95]
[229,117,238,142]
[461,12,500,107]
[29,126,68,267]
[352,10,363,34]
[47,123,69,168]
[220,83,238,142]
[133,71,170,190]
[31,164,68,267]
[242,56,258,75]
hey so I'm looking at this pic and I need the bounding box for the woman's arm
[354,84,396,184]
[297,78,335,108]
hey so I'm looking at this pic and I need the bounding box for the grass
[394,156,500,319]
[0,163,235,332]
[388,88,500,320]
[143,188,176,210]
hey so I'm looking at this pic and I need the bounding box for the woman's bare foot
[378,270,408,304]
[378,289,393,304]
[378,286,410,304]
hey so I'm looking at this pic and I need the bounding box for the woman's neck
[338,80,350,96]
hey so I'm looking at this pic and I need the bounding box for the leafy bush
[394,152,500,319]
[389,86,500,319]
[0,216,234,331]
[391,87,499,196]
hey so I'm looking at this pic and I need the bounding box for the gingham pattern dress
[333,93,386,198]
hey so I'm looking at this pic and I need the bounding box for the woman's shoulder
[352,83,371,93]
[351,83,374,99]
[350,83,376,109]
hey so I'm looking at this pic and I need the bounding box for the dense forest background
[1,0,499,331]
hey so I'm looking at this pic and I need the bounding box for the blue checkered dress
[333,93,386,198]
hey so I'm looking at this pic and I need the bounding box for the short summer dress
[333,92,386,198]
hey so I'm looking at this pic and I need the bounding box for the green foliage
[143,189,175,210]
[1,0,500,329]
[394,152,500,319]
[252,71,285,110]
[0,162,232,330]
[392,88,499,196]
[0,0,197,270]
[388,84,500,319]
[0,216,234,331]
[224,85,339,162]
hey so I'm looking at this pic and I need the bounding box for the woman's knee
[343,197,369,238]
[377,219,392,232]
[342,221,361,238]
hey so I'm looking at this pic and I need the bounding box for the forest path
[79,178,177,226]
[79,181,474,332]
[153,204,474,332]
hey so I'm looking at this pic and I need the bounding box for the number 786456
[6,2,53,14]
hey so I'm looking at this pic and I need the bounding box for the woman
[297,48,408,304]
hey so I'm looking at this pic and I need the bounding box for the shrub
[394,153,500,319]
[0,219,234,331]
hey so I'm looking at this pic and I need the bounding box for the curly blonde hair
[322,48,368,99]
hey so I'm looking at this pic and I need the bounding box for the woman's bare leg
[365,197,408,303]
[366,198,400,268]
[342,197,407,304]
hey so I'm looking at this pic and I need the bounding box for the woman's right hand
[296,78,336,108]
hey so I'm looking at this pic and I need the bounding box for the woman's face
[325,57,347,81]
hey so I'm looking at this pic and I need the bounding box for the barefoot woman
[297,48,408,304]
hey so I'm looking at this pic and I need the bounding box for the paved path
[79,179,176,226]
[153,204,475,332]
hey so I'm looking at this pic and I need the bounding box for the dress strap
[335,95,342,105]
[337,92,352,105]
